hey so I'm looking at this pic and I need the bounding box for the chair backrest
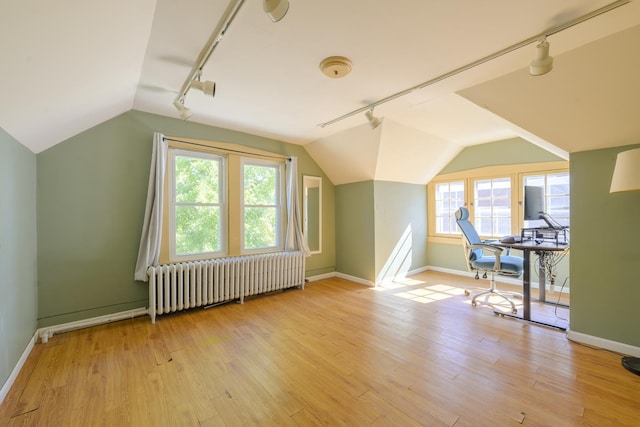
[455,207,483,262]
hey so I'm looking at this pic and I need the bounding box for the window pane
[175,206,220,255]
[244,164,277,205]
[435,181,464,235]
[524,172,570,228]
[474,177,511,237]
[242,161,282,251]
[244,207,277,249]
[175,156,219,204]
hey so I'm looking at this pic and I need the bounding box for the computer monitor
[524,185,544,221]
[524,185,566,229]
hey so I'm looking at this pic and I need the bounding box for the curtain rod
[165,137,291,161]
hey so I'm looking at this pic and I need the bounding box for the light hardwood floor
[1,271,638,426]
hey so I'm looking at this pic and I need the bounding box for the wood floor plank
[1,271,639,426]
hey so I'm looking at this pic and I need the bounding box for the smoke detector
[319,56,352,79]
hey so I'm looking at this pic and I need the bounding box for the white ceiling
[1,0,639,184]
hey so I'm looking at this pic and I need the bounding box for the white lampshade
[610,147,640,193]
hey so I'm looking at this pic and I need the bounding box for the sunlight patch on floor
[384,283,466,304]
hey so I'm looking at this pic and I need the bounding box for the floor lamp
[609,147,640,375]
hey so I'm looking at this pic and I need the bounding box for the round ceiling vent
[319,56,352,79]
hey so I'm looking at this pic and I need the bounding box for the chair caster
[511,308,517,314]
[464,290,470,296]
[471,301,477,307]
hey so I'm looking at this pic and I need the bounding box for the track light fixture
[173,99,192,120]
[529,38,554,76]
[190,78,216,97]
[172,0,290,119]
[318,0,629,129]
[365,108,383,129]
[263,0,289,22]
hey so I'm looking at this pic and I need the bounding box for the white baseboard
[335,272,375,287]
[306,272,336,282]
[567,330,640,358]
[424,265,569,293]
[0,331,37,406]
[38,307,148,343]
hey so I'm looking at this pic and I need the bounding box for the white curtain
[134,133,168,281]
[285,157,311,256]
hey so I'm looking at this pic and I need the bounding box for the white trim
[424,265,569,293]
[406,266,430,276]
[0,331,37,406]
[306,272,336,282]
[335,272,375,287]
[38,307,148,343]
[567,330,640,357]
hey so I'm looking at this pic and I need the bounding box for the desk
[496,240,569,329]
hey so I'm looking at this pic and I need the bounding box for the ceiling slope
[0,0,157,153]
[1,0,638,183]
[459,24,640,154]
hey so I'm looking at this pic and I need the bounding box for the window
[434,181,464,235]
[427,161,570,243]
[242,160,283,252]
[474,177,511,237]
[523,172,570,228]
[162,141,287,263]
[169,149,225,259]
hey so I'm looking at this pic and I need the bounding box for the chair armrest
[469,243,503,270]
[469,243,503,255]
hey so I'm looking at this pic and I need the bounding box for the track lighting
[263,0,289,22]
[365,108,383,129]
[190,79,216,97]
[173,0,290,119]
[529,38,554,76]
[173,99,192,120]
[319,0,630,128]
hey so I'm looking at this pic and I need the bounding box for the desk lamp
[609,147,640,375]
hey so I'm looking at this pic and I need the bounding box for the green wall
[374,181,428,282]
[0,128,37,390]
[335,180,428,283]
[336,181,375,281]
[439,137,564,174]
[570,144,640,347]
[36,110,335,327]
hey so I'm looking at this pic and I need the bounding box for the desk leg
[522,250,531,321]
[538,252,546,303]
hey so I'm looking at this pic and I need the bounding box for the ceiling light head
[263,0,289,22]
[173,99,192,120]
[190,79,216,97]
[365,109,383,129]
[530,39,554,76]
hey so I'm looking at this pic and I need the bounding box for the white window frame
[427,162,570,244]
[434,181,465,236]
[472,176,512,239]
[240,158,285,254]
[168,148,227,261]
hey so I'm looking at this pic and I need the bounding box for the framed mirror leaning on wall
[303,176,322,254]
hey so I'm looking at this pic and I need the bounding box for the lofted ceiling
[1,0,639,185]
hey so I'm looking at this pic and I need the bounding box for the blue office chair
[455,207,523,314]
